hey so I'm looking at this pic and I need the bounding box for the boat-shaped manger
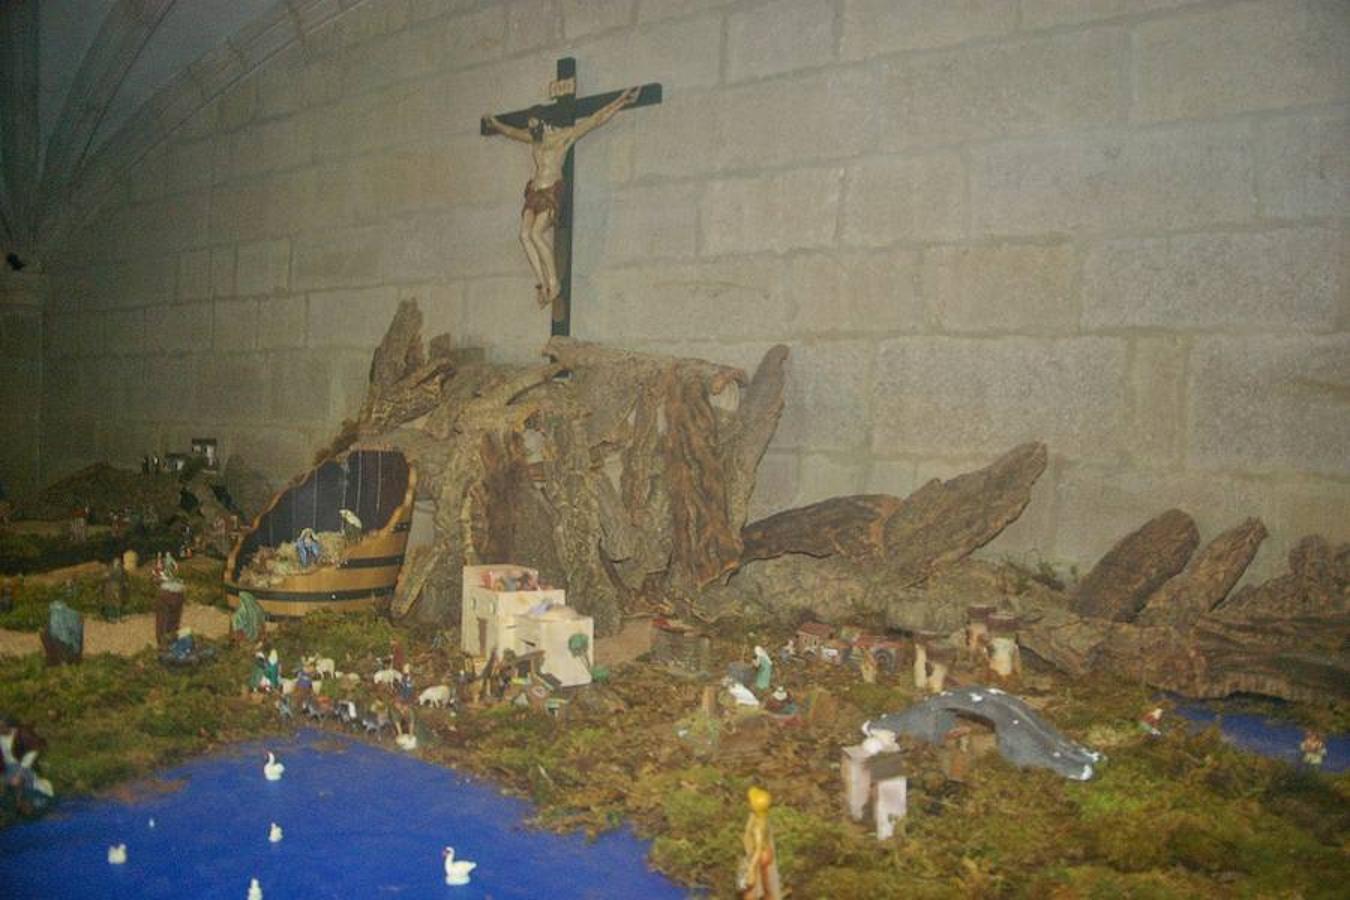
[223,447,416,617]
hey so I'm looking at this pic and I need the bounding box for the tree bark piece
[1213,535,1349,620]
[881,442,1048,579]
[1135,518,1267,628]
[741,495,903,563]
[1072,508,1199,622]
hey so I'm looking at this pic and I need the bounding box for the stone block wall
[0,271,45,500]
[40,0,1349,579]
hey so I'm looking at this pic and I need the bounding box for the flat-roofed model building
[461,565,594,687]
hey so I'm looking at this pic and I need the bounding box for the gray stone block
[843,153,965,245]
[195,354,269,422]
[212,247,237,298]
[1021,0,1200,29]
[971,126,1254,236]
[633,92,725,179]
[922,242,1077,334]
[797,452,868,506]
[587,258,788,342]
[786,250,925,336]
[268,352,334,424]
[292,225,390,291]
[1134,0,1350,122]
[702,168,843,255]
[1051,464,1266,579]
[1256,112,1350,219]
[1187,335,1350,478]
[774,340,874,452]
[178,249,212,301]
[258,295,309,350]
[563,0,634,39]
[637,0,733,22]
[104,309,147,356]
[584,182,699,267]
[842,0,1017,58]
[876,28,1128,151]
[1126,337,1187,469]
[145,303,212,354]
[716,67,878,171]
[746,449,800,522]
[339,26,442,95]
[142,355,199,420]
[568,12,721,92]
[459,276,551,364]
[236,238,292,297]
[443,4,506,67]
[872,337,1129,459]
[307,286,402,349]
[328,349,377,421]
[1083,228,1344,332]
[0,312,40,360]
[214,299,259,352]
[444,135,527,206]
[727,0,835,83]
[505,0,561,53]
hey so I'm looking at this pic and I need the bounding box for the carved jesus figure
[482,85,639,307]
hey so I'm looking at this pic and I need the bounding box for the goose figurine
[263,751,285,781]
[247,877,263,900]
[268,822,283,843]
[442,846,476,886]
[107,844,127,865]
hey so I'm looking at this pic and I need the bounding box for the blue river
[0,730,690,899]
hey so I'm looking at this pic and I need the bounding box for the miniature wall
[40,0,1348,580]
[1,270,44,500]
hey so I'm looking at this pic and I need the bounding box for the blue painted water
[1173,702,1348,773]
[0,730,689,899]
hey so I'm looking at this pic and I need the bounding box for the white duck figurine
[268,822,283,843]
[442,846,476,885]
[247,877,263,900]
[107,843,127,865]
[395,732,418,752]
[263,751,285,781]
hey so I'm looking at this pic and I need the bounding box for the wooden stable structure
[223,448,416,617]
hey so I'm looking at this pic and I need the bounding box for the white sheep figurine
[418,685,452,708]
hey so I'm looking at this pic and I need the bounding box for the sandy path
[0,603,232,658]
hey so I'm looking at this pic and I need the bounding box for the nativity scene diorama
[1,48,1346,900]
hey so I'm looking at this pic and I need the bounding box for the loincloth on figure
[523,180,564,216]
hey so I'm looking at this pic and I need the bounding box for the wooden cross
[480,58,662,337]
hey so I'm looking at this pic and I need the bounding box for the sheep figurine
[418,685,452,709]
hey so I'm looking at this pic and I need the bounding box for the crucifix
[481,58,661,337]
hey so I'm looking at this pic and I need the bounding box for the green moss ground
[2,563,1346,897]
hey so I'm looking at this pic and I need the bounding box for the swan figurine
[107,843,127,865]
[268,822,283,843]
[395,732,418,751]
[442,846,476,885]
[247,877,263,900]
[263,751,285,781]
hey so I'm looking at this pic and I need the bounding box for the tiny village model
[2,58,1348,900]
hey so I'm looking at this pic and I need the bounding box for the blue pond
[1173,701,1349,773]
[0,730,688,899]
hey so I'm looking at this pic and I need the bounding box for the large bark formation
[1021,530,1350,704]
[328,301,787,634]
[741,442,1047,572]
[1135,518,1267,628]
[1071,508,1199,622]
[729,444,1050,628]
[305,303,1347,704]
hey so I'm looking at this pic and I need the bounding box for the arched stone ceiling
[1,0,365,266]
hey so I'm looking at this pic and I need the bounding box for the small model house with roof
[461,564,594,687]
